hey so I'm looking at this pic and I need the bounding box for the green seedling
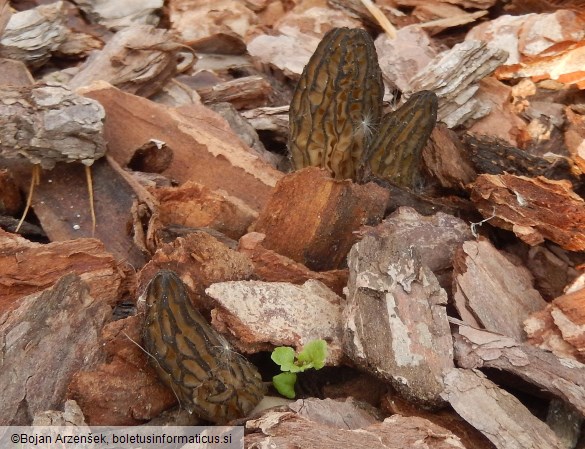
[271,339,328,399]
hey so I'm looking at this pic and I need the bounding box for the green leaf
[297,339,327,370]
[273,372,297,399]
[271,346,296,372]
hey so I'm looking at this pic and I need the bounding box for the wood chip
[138,231,254,312]
[442,368,563,449]
[422,124,476,190]
[197,75,272,109]
[209,102,281,168]
[395,0,496,9]
[364,207,473,289]
[525,308,582,362]
[375,26,437,94]
[469,174,585,250]
[241,105,289,140]
[287,397,379,429]
[152,181,257,240]
[453,239,547,341]
[247,7,361,78]
[525,281,585,362]
[0,169,21,216]
[33,400,87,426]
[465,77,528,146]
[0,0,10,37]
[5,157,148,267]
[452,320,585,416]
[169,0,256,50]
[466,10,585,66]
[0,58,34,86]
[463,134,575,182]
[0,274,111,425]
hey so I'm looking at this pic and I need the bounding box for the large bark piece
[82,82,282,213]
[68,315,177,425]
[453,240,546,342]
[207,280,344,363]
[0,83,105,169]
[250,167,389,271]
[343,223,453,408]
[0,274,111,425]
[453,320,585,416]
[442,369,563,449]
[366,207,474,289]
[469,174,585,251]
[246,409,467,449]
[0,229,123,314]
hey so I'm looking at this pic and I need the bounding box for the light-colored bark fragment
[466,11,585,65]
[375,26,437,93]
[70,26,190,97]
[0,2,67,67]
[0,229,122,312]
[453,239,546,341]
[73,0,163,30]
[246,409,466,448]
[409,40,508,128]
[453,320,585,416]
[0,83,105,169]
[442,369,563,449]
[207,280,343,364]
[33,400,88,426]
